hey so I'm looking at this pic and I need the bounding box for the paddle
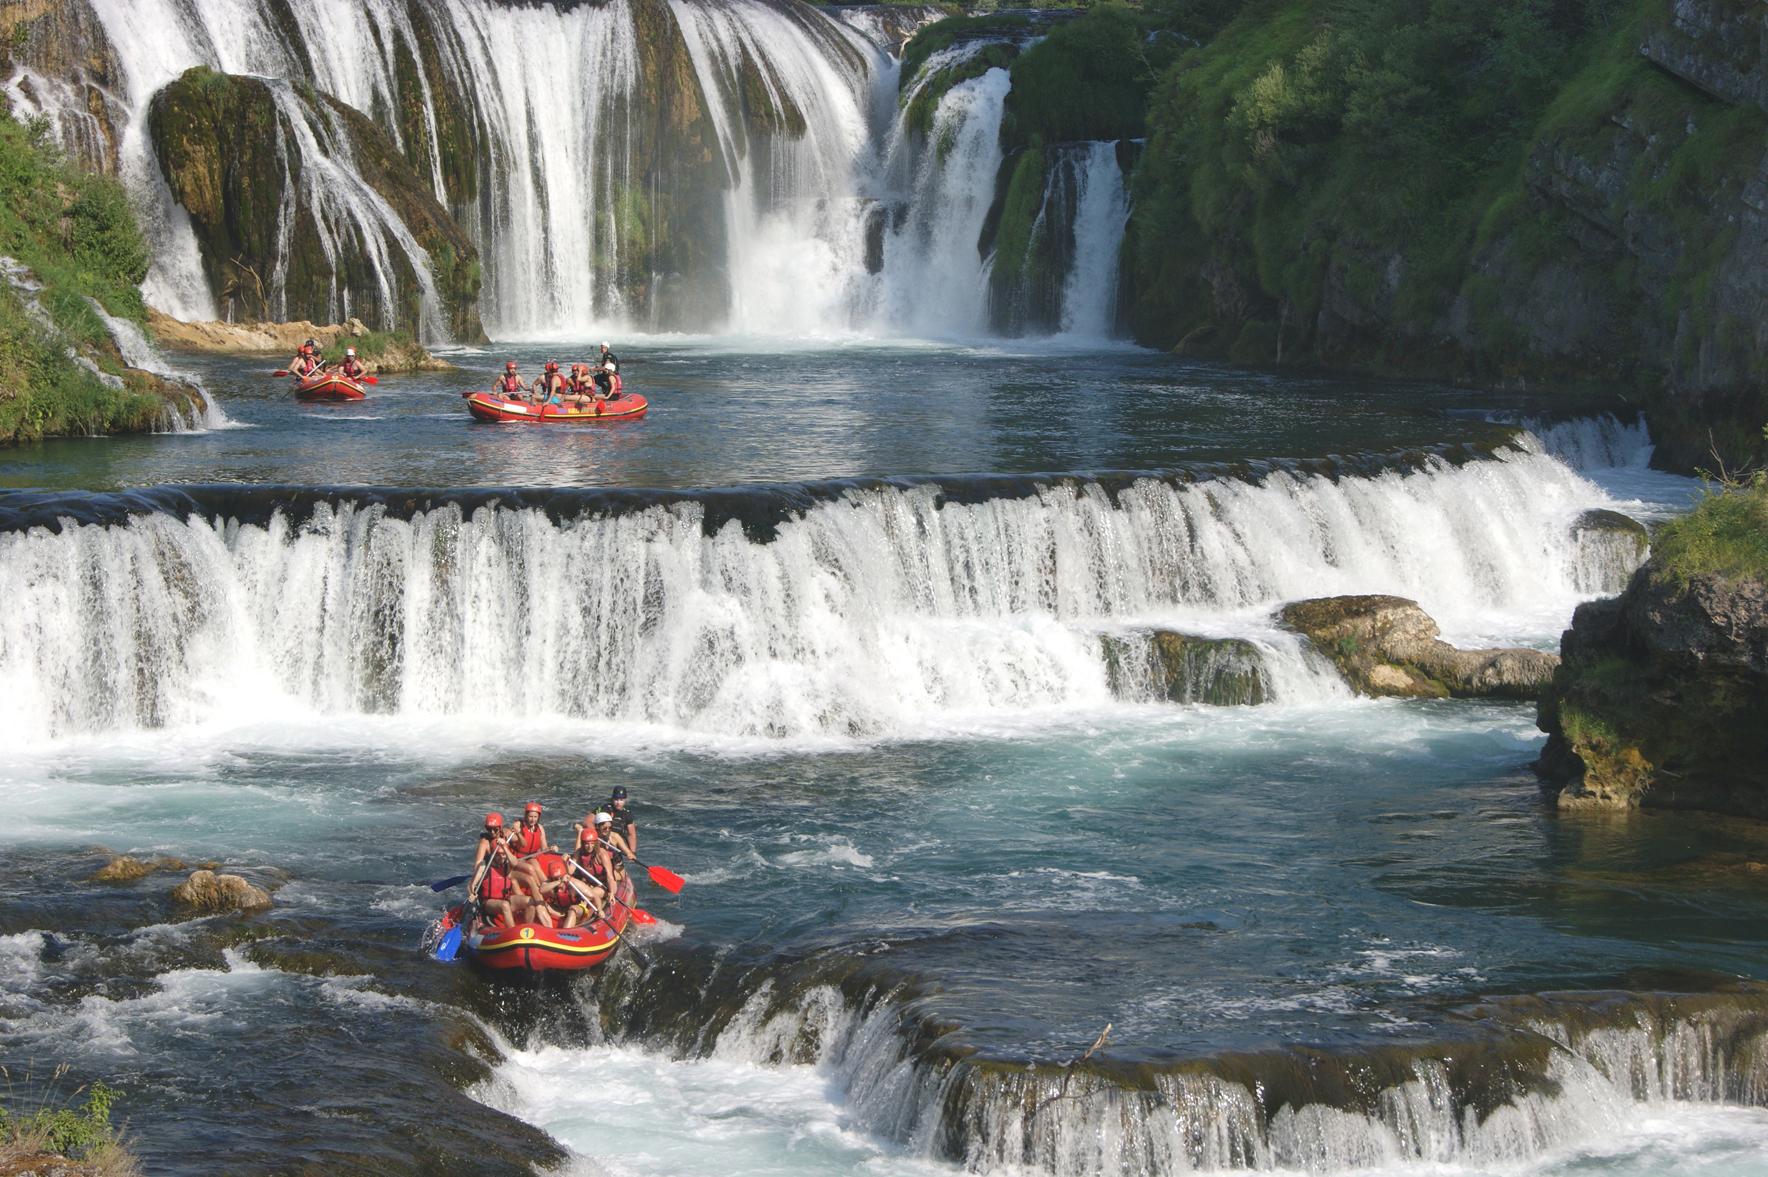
[432,903,467,962]
[429,873,470,892]
[271,369,290,377]
[630,853,685,895]
[567,857,657,925]
[360,375,378,385]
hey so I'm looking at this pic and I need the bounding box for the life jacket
[512,822,545,856]
[548,881,575,909]
[575,833,606,880]
[294,355,320,377]
[606,804,633,842]
[481,858,511,902]
[340,359,366,379]
[496,373,523,396]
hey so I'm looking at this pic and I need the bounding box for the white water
[478,978,1768,1177]
[1058,142,1130,338]
[9,0,1130,340]
[0,439,1648,745]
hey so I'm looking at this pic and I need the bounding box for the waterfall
[1058,141,1130,338]
[0,446,1626,743]
[10,0,1138,340]
[82,296,234,431]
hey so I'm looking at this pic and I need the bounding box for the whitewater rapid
[0,423,1656,745]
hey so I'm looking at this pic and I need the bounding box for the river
[4,341,1764,1177]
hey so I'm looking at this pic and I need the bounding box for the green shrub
[1652,480,1768,586]
[1002,5,1167,152]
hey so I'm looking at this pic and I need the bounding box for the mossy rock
[147,67,484,341]
[1101,629,1270,706]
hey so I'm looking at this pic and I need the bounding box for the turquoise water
[0,342,1755,1177]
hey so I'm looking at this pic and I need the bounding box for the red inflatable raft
[451,855,638,974]
[463,386,647,423]
[295,372,367,402]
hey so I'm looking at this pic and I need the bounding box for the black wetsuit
[605,803,633,861]
[594,351,620,394]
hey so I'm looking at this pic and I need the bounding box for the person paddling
[605,785,637,858]
[493,360,525,402]
[571,819,615,916]
[506,801,556,897]
[567,363,596,410]
[287,339,323,380]
[337,346,368,383]
[533,360,567,405]
[537,859,598,928]
[470,813,519,929]
[594,342,619,399]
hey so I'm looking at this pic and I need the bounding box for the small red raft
[449,856,637,974]
[463,387,648,423]
[295,372,367,402]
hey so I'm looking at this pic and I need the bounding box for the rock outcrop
[1101,630,1270,705]
[147,68,483,342]
[1281,595,1560,700]
[1538,561,1768,816]
[168,869,273,915]
[88,854,188,883]
[145,309,453,372]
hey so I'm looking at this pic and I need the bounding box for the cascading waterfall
[7,0,1135,339]
[0,445,1638,743]
[1059,141,1130,338]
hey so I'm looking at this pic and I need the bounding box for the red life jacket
[575,835,605,880]
[481,860,511,901]
[497,373,523,396]
[513,823,545,856]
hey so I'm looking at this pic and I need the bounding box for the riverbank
[0,112,209,443]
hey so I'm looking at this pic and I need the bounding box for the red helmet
[544,360,559,372]
[580,824,599,844]
[484,812,504,829]
[524,802,542,814]
[545,860,566,880]
[505,361,518,371]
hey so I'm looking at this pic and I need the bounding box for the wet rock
[147,68,484,341]
[1100,630,1269,706]
[88,855,185,884]
[1569,509,1651,595]
[1641,0,1768,115]
[1538,561,1768,817]
[1281,595,1559,700]
[168,869,272,915]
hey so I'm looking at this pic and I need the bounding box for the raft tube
[463,386,647,423]
[455,856,637,974]
[294,373,367,402]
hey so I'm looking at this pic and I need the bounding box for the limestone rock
[1538,563,1768,817]
[1280,595,1559,700]
[144,310,453,372]
[89,854,185,883]
[1100,630,1269,706]
[168,869,271,914]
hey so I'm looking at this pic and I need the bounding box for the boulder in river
[1280,595,1559,700]
[1538,549,1768,817]
[89,854,186,883]
[1100,630,1269,705]
[169,869,272,914]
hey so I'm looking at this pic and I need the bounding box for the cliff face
[146,68,483,341]
[1128,0,1768,473]
[1538,487,1768,818]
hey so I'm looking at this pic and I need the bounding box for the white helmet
[600,341,610,350]
[603,361,617,373]
[344,347,356,357]
[593,811,613,826]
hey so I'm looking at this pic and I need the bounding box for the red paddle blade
[647,864,685,894]
[271,369,290,377]
[629,907,657,925]
[362,375,379,384]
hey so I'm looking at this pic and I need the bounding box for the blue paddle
[429,874,470,892]
[432,904,467,962]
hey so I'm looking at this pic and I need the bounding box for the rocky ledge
[145,309,454,373]
[1538,554,1768,817]
[1281,595,1560,700]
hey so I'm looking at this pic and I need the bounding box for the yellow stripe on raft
[472,934,621,957]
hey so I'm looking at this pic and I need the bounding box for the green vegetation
[900,13,1034,85]
[1652,477,1768,587]
[1,1072,139,1175]
[1001,4,1166,151]
[0,110,172,443]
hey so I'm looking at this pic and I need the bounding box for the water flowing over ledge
[0,429,1647,743]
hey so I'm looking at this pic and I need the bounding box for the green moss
[1651,482,1768,586]
[901,14,1035,85]
[903,42,1018,138]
